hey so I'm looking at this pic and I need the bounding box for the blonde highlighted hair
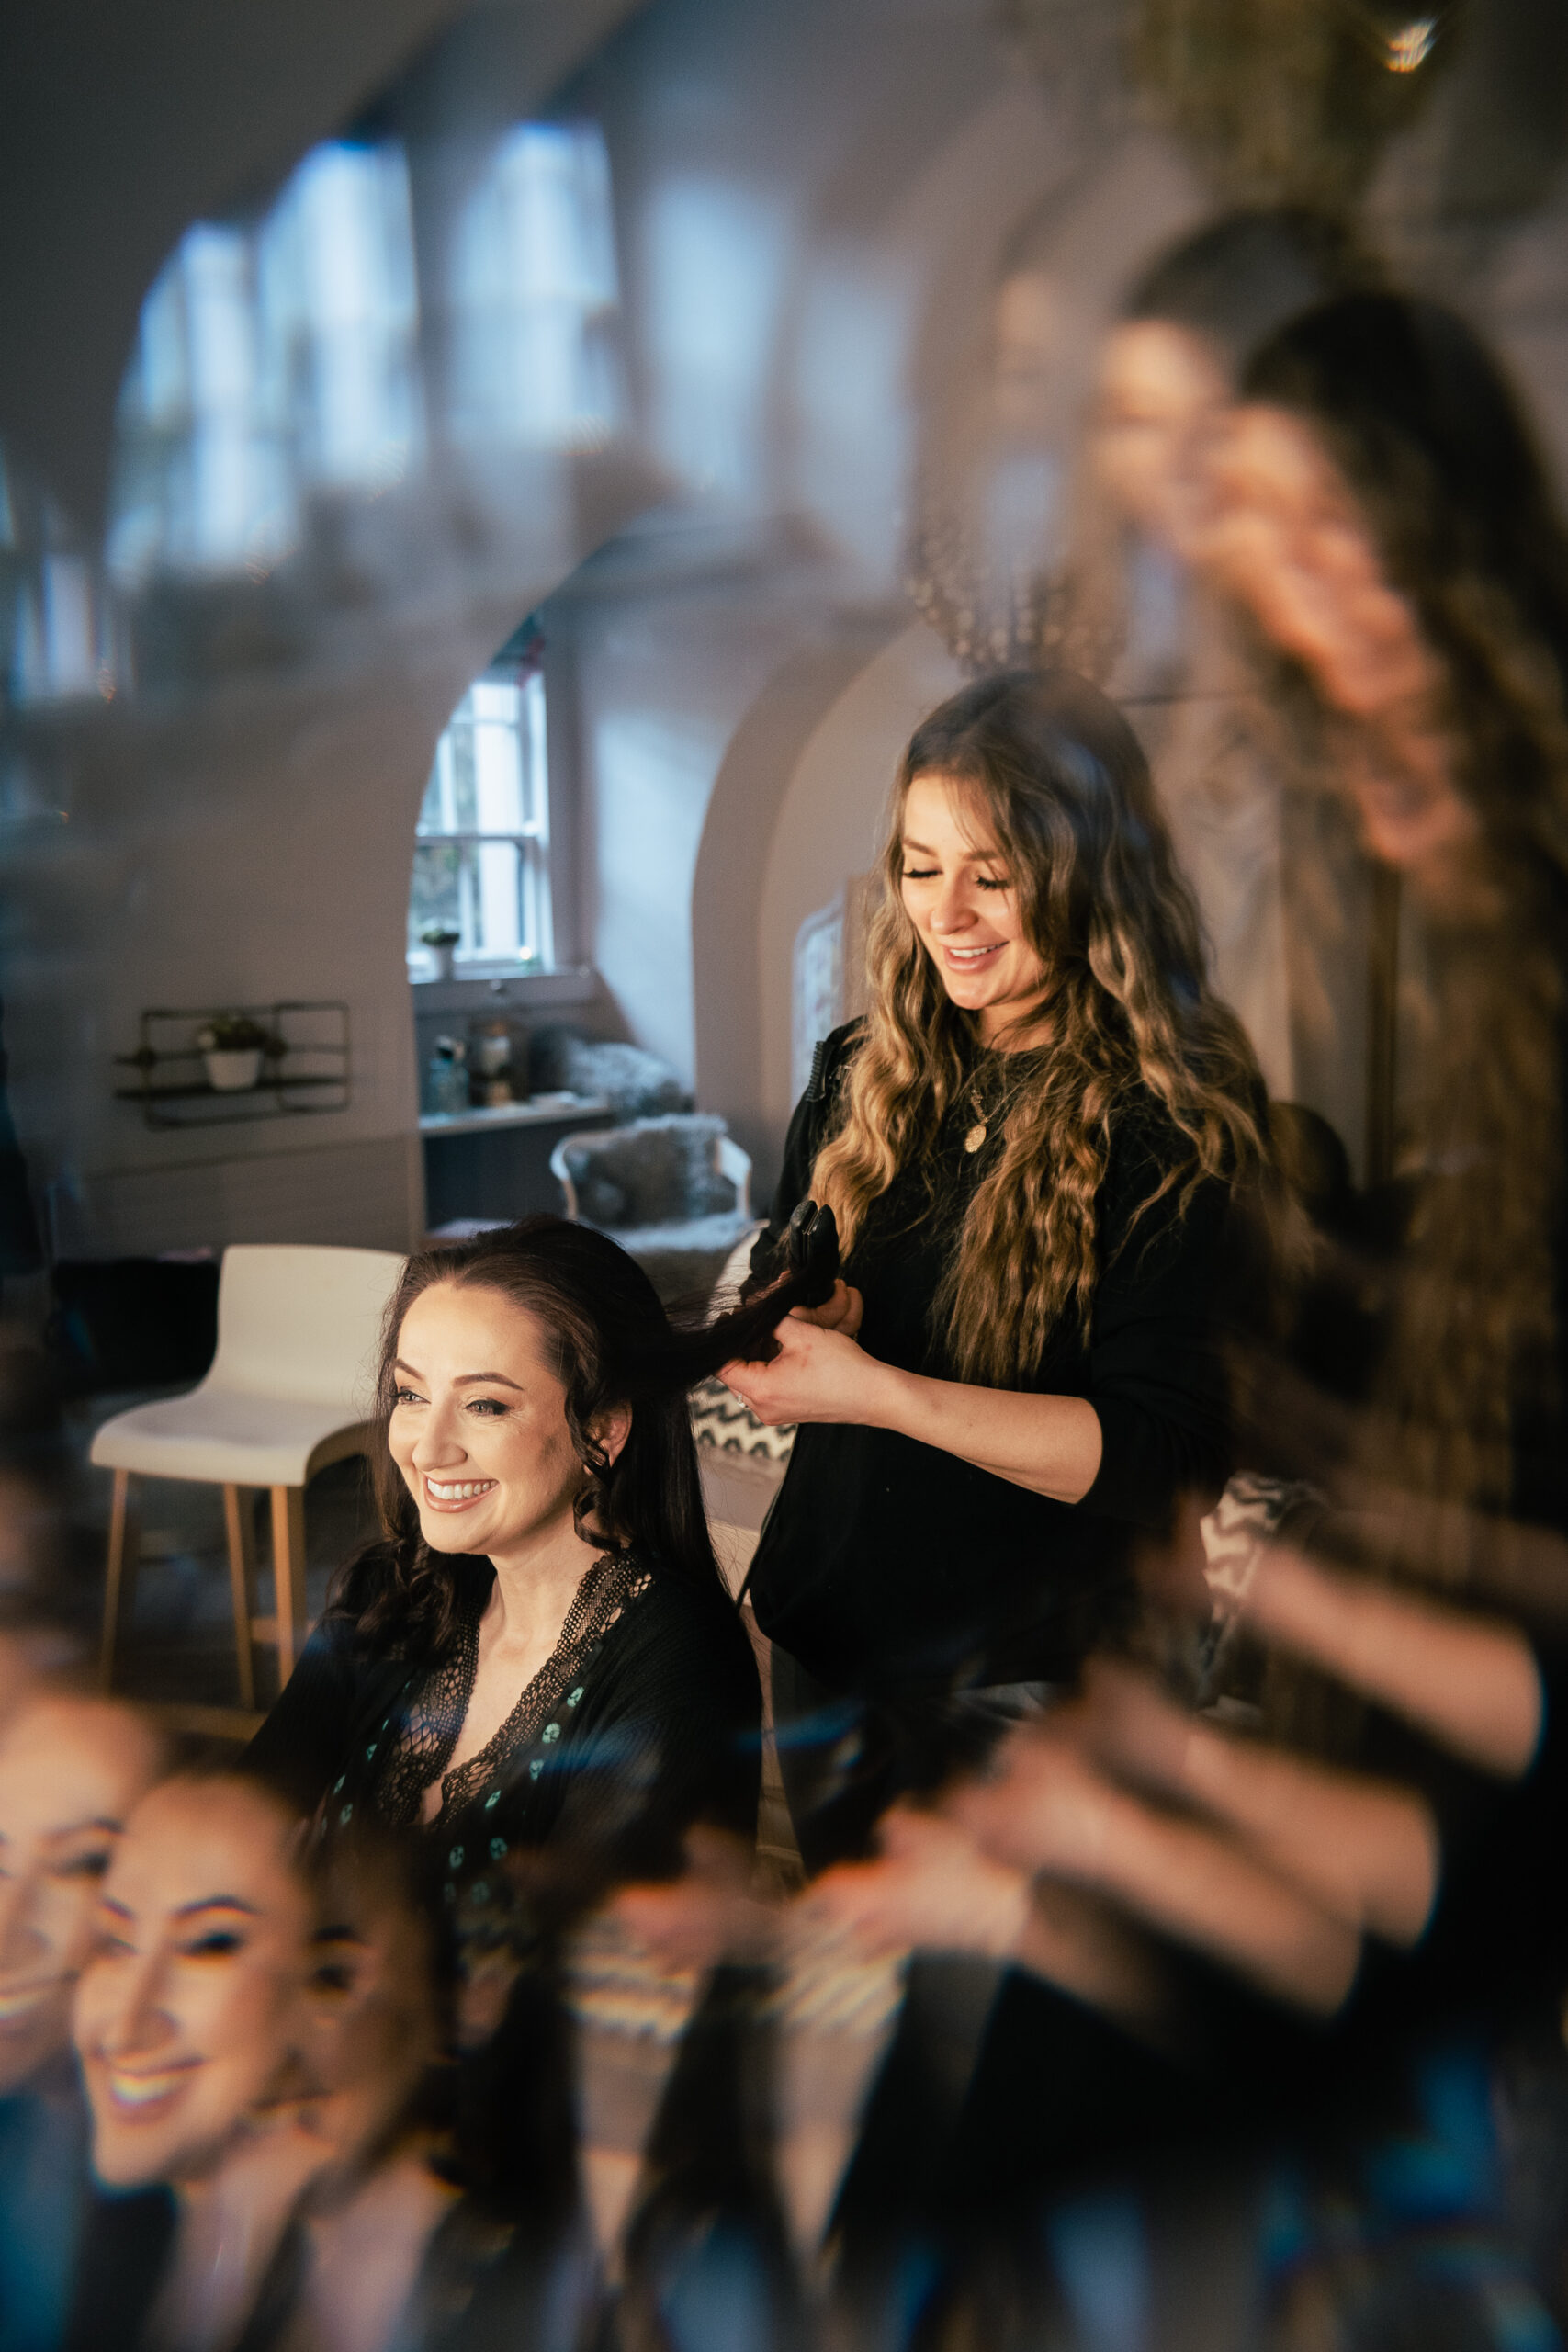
[811,671,1266,1388]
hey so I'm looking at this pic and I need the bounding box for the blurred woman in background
[0,1692,165,2352]
[1065,208,1380,1119]
[1209,290,1568,1537]
[1181,295,1568,2173]
[68,1771,321,2352]
[240,1825,582,2352]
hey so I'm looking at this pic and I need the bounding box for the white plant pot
[426,944,456,981]
[204,1047,263,1092]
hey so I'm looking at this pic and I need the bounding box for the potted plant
[197,1013,272,1092]
[420,925,461,981]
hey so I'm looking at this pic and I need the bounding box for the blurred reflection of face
[0,1698,163,2094]
[900,773,1050,1046]
[74,1779,310,2189]
[1206,404,1440,718]
[1207,405,1481,888]
[993,271,1066,443]
[1339,734,1484,891]
[1092,321,1230,555]
[302,1860,440,2175]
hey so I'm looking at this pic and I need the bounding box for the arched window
[409,632,553,977]
[107,118,624,589]
[107,137,421,585]
[446,122,623,449]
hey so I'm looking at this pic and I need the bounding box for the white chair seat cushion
[90,1385,367,1489]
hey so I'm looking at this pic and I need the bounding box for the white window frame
[409,660,555,979]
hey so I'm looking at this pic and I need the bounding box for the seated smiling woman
[244,1220,789,1939]
[728,671,1268,1868]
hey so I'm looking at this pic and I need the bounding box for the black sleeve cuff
[1077,1394,1228,1529]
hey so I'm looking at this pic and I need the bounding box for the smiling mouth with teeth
[104,2060,201,2110]
[423,1478,499,1507]
[0,1981,61,2024]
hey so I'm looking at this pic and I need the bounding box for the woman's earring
[572,1476,606,1541]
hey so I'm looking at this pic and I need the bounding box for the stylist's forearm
[863,1363,1104,1503]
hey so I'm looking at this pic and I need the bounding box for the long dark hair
[1242,294,1568,1514]
[1243,292,1568,879]
[1124,207,1380,378]
[333,1216,809,1658]
[810,670,1265,1386]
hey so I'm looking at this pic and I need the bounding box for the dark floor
[35,1386,381,1713]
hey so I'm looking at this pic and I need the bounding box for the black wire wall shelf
[113,1002,351,1128]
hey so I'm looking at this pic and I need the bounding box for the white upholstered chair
[90,1243,405,1705]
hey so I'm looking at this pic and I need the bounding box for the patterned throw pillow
[688,1374,795,1464]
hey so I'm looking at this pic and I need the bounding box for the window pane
[447,696,479,829]
[416,751,443,832]
[448,121,624,449]
[409,657,552,971]
[472,697,525,832]
[474,838,524,956]
[409,839,461,950]
[409,839,534,962]
[523,667,548,834]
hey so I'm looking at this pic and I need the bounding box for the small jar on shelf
[424,1036,469,1117]
[471,1019,515,1107]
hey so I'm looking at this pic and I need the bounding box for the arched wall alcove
[748,621,964,1186]
[689,614,908,1178]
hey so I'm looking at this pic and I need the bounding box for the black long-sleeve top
[745,1023,1237,1697]
[243,1555,761,1908]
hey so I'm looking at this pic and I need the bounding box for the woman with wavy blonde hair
[726,668,1265,1867]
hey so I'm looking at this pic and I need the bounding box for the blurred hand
[806,1804,1031,1962]
[1075,1658,1438,1944]
[950,1724,1360,2015]
[611,1826,782,1973]
[807,1796,1166,2036]
[1244,1543,1543,1780]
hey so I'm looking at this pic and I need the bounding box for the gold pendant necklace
[964,1085,987,1154]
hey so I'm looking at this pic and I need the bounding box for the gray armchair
[550,1113,754,1302]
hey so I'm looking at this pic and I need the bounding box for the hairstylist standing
[726,670,1265,1867]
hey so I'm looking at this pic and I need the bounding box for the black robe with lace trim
[243,1553,761,1918]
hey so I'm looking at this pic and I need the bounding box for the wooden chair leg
[270,1486,308,1687]
[99,1469,140,1693]
[221,1485,257,1713]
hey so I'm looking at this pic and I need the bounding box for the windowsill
[408,965,599,1012]
[419,1091,610,1138]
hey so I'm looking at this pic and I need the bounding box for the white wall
[6,462,660,1257]
[754,622,963,1170]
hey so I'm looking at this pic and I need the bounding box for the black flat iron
[744,1197,840,1310]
